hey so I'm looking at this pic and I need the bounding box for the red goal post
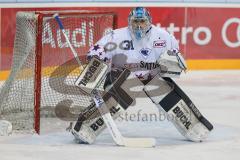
[0,10,117,134]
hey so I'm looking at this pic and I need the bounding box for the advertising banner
[0,7,240,72]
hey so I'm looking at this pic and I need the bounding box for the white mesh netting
[0,11,115,132]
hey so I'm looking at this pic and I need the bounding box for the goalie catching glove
[157,50,187,77]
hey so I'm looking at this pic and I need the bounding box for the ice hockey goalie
[70,7,213,144]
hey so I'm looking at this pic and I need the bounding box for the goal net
[0,11,117,134]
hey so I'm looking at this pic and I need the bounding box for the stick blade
[123,138,156,148]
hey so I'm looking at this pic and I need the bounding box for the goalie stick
[54,13,156,147]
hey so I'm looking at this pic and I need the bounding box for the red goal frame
[33,11,118,134]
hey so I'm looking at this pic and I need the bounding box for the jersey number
[104,40,134,52]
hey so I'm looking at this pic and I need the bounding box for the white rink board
[0,70,240,160]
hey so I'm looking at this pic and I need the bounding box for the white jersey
[87,25,179,81]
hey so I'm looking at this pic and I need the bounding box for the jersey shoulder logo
[140,48,151,59]
[153,40,166,48]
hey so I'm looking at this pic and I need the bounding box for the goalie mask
[128,7,152,40]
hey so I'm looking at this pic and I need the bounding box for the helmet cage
[128,7,152,40]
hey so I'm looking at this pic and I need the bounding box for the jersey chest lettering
[140,61,160,70]
[104,40,134,52]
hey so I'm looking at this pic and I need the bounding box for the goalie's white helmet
[128,7,152,40]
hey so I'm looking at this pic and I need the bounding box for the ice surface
[0,70,240,160]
